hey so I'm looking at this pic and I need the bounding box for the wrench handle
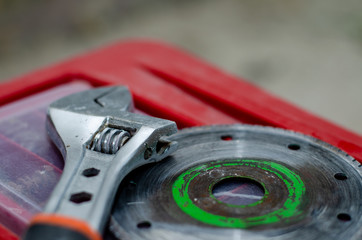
[22,214,102,240]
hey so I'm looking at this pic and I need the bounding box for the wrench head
[46,86,132,159]
[46,85,177,164]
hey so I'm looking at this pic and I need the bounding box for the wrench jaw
[46,109,106,162]
[44,86,137,169]
[50,86,134,117]
[24,86,178,240]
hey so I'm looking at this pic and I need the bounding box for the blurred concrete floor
[1,0,361,134]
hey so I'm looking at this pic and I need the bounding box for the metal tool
[22,86,178,240]
[110,125,362,240]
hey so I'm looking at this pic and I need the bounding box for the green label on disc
[172,159,306,228]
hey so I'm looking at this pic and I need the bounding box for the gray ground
[1,0,361,134]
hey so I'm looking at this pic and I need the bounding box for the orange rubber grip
[23,214,102,240]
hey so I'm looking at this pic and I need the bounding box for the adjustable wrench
[23,86,178,240]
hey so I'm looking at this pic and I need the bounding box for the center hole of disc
[212,177,265,206]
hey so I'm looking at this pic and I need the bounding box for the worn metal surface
[44,86,178,232]
[111,125,362,240]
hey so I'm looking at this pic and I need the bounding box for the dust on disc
[109,125,362,240]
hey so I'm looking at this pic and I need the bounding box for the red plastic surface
[0,40,361,239]
[1,40,361,162]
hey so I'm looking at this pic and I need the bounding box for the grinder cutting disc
[109,125,362,240]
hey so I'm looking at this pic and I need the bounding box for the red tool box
[0,40,361,240]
